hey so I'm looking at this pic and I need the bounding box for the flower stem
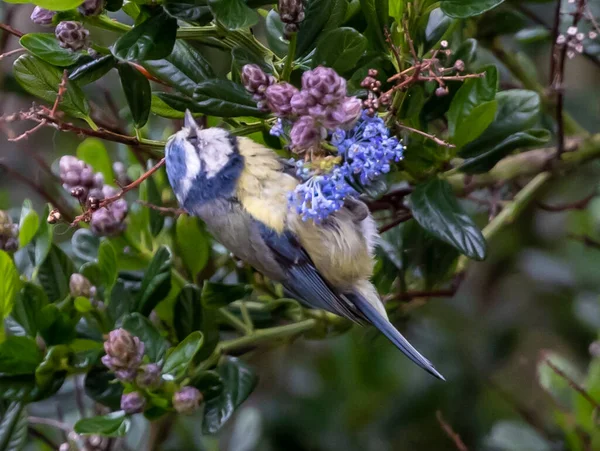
[282,33,297,81]
[221,319,317,353]
[86,15,131,33]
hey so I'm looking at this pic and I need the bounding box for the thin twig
[384,287,457,303]
[378,212,413,234]
[28,417,72,433]
[70,159,165,227]
[536,192,595,211]
[0,47,24,60]
[52,70,69,117]
[136,200,186,216]
[543,356,600,410]
[396,122,455,148]
[436,411,469,451]
[0,22,24,38]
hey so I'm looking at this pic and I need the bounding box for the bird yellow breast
[235,137,297,233]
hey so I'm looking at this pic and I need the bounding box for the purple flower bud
[30,6,55,26]
[301,66,346,106]
[78,0,104,16]
[136,364,162,390]
[55,21,89,51]
[323,97,362,128]
[2,237,18,253]
[290,90,316,116]
[69,273,94,298]
[279,0,305,37]
[241,64,273,94]
[93,172,104,188]
[101,328,144,381]
[265,82,298,116]
[120,392,146,414]
[290,116,322,149]
[80,166,94,186]
[90,186,128,237]
[172,387,203,414]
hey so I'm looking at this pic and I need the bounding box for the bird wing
[256,222,365,323]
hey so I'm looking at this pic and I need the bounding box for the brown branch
[378,212,413,234]
[0,47,24,61]
[536,192,595,211]
[136,200,186,216]
[52,70,69,117]
[396,122,455,148]
[70,159,165,227]
[384,288,457,303]
[436,411,469,451]
[0,22,24,38]
[543,356,600,410]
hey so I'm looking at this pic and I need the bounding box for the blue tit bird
[164,110,444,381]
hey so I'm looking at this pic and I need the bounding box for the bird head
[165,110,243,210]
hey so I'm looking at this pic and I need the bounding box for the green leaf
[76,138,115,184]
[208,0,259,30]
[74,411,130,437]
[162,331,203,379]
[4,0,84,10]
[135,246,172,316]
[0,403,27,451]
[447,65,498,147]
[321,0,349,34]
[202,282,249,308]
[69,55,117,85]
[10,283,49,337]
[85,366,123,410]
[98,240,117,290]
[515,27,551,44]
[74,296,92,313]
[193,79,267,117]
[20,33,82,67]
[33,206,52,268]
[151,95,188,118]
[441,0,505,18]
[113,10,178,61]
[174,285,203,341]
[0,250,21,321]
[163,0,212,23]
[265,11,288,58]
[108,280,136,323]
[154,92,201,114]
[296,0,334,57]
[453,100,497,149]
[175,215,210,279]
[359,0,388,50]
[35,345,69,390]
[202,357,258,434]
[144,173,164,236]
[38,304,78,345]
[459,129,550,173]
[37,244,75,302]
[312,27,367,74]
[13,54,90,119]
[0,336,43,375]
[121,313,169,362]
[143,40,214,96]
[72,229,100,263]
[117,62,151,128]
[410,178,487,260]
[18,200,39,249]
[423,8,454,49]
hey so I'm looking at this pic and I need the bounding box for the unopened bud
[69,273,93,298]
[30,6,55,26]
[55,21,89,51]
[454,59,465,72]
[172,386,203,414]
[47,209,62,224]
[120,392,146,414]
[136,363,162,390]
[435,86,449,97]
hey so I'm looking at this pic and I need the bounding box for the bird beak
[184,109,201,138]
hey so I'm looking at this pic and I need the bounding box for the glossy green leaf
[410,178,487,260]
[208,0,259,30]
[108,280,136,323]
[77,138,115,184]
[151,95,188,118]
[18,200,39,249]
[162,331,203,379]
[322,0,349,34]
[10,283,48,337]
[203,357,258,434]
[0,250,21,322]
[0,402,27,451]
[135,245,172,316]
[359,0,388,50]
[176,215,210,279]
[37,304,78,345]
[202,282,250,308]
[144,173,164,236]
[193,79,267,117]
[13,54,90,119]
[0,336,43,375]
[118,62,151,128]
[155,92,201,114]
[453,38,478,66]
[121,313,169,362]
[33,206,52,267]
[74,411,130,437]
[69,55,117,85]
[424,8,454,48]
[163,0,212,23]
[459,129,550,174]
[312,28,367,74]
[37,244,75,302]
[72,229,100,263]
[515,27,551,44]
[113,10,178,61]
[0,376,35,402]
[98,240,118,290]
[453,100,497,149]
[296,0,334,57]
[441,0,505,18]
[265,10,288,58]
[174,285,203,341]
[74,296,92,313]
[4,0,84,10]
[143,40,214,96]
[85,366,123,410]
[35,345,69,390]
[20,33,82,67]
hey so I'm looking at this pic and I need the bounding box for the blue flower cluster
[287,111,404,222]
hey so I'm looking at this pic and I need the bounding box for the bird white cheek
[179,140,202,200]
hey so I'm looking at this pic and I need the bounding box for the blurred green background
[3,1,600,450]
